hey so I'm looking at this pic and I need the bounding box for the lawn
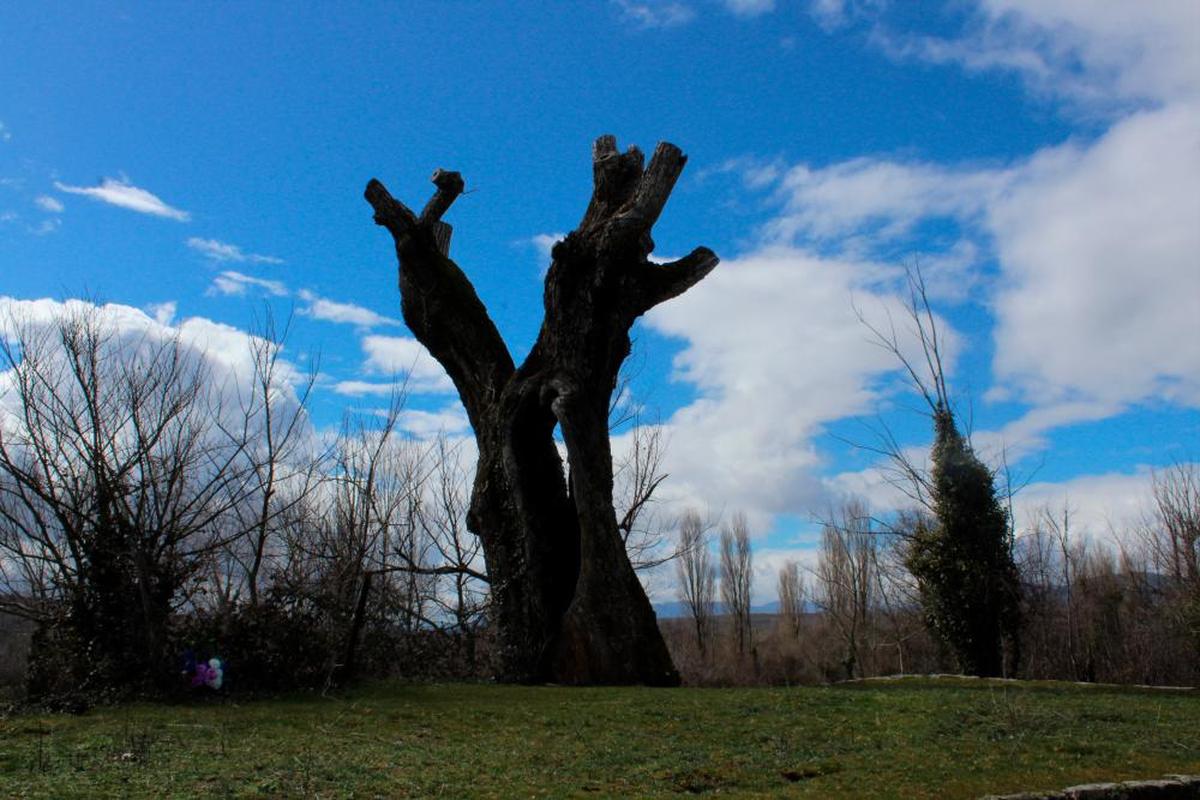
[1,677,1196,798]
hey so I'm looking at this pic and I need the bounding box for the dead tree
[365,136,717,685]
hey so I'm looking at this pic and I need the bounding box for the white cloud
[207,270,289,298]
[724,0,774,17]
[969,400,1123,466]
[297,290,399,328]
[348,393,472,431]
[0,122,10,142]
[396,404,471,438]
[360,334,455,394]
[0,297,307,442]
[987,103,1200,407]
[53,177,189,221]
[34,195,63,213]
[146,301,177,326]
[615,0,695,29]
[750,546,823,605]
[874,1,1200,110]
[1011,468,1162,547]
[528,232,565,262]
[768,158,1006,244]
[645,3,1199,544]
[187,237,283,264]
[747,91,1200,430]
[643,246,960,520]
[332,380,409,397]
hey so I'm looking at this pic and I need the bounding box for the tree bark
[365,136,717,685]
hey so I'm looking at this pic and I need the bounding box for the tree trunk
[365,137,717,684]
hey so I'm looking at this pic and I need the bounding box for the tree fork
[365,136,718,685]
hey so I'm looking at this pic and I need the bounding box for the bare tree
[614,418,674,571]
[869,519,924,675]
[419,434,489,671]
[720,512,753,656]
[1146,462,1200,586]
[675,509,715,657]
[1142,461,1200,662]
[813,499,876,680]
[365,136,717,684]
[0,304,256,693]
[212,311,320,609]
[777,560,805,640]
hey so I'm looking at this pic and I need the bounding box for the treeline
[665,465,1200,687]
[0,303,1195,706]
[0,305,493,706]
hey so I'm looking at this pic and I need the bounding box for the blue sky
[2,1,1197,599]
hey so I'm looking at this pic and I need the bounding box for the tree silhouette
[365,136,717,684]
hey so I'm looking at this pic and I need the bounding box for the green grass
[1,677,1196,798]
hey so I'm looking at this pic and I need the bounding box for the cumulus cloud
[741,116,1198,524]
[643,246,959,519]
[297,290,399,328]
[0,297,308,440]
[768,159,1006,245]
[767,115,1200,411]
[146,301,177,326]
[207,270,289,298]
[743,81,1200,427]
[987,103,1200,407]
[396,404,471,438]
[187,237,283,264]
[646,1,1199,541]
[360,334,455,394]
[53,177,189,221]
[1011,468,1163,545]
[34,195,63,213]
[864,1,1200,116]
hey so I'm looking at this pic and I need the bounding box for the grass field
[1,677,1197,798]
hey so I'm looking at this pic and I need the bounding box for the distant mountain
[653,600,788,619]
[653,571,1179,619]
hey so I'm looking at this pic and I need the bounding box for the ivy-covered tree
[860,267,1022,677]
[907,407,1022,676]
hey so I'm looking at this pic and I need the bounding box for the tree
[675,509,715,657]
[913,408,1022,676]
[1146,462,1199,588]
[0,304,256,694]
[859,267,1021,677]
[1143,461,1200,655]
[720,512,753,656]
[814,499,876,680]
[614,418,674,572]
[365,136,717,684]
[777,560,804,640]
[418,434,488,672]
[211,311,320,611]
